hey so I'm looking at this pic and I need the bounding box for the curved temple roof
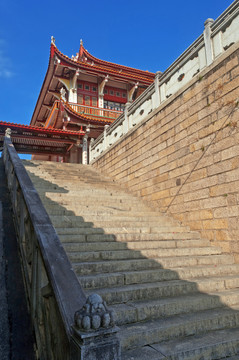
[0,121,85,156]
[77,41,155,84]
[49,39,155,84]
[31,38,156,132]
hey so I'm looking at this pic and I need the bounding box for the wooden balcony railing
[68,103,122,121]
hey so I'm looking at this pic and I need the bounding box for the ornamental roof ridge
[78,43,155,77]
[0,120,85,135]
[50,39,155,82]
[52,44,153,84]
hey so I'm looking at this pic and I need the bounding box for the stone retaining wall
[92,42,239,260]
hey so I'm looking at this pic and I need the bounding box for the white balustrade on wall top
[90,1,239,162]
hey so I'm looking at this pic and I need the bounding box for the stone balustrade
[2,134,120,360]
[90,1,239,161]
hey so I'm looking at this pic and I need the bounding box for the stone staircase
[23,160,239,360]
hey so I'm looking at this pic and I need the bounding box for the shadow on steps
[23,159,239,360]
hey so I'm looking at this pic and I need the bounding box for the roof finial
[51,36,56,45]
[80,39,83,46]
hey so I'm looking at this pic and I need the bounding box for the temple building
[30,37,155,163]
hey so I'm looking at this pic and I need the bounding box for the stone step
[49,213,184,226]
[59,224,190,235]
[61,214,178,227]
[32,184,133,197]
[41,196,144,207]
[62,238,211,252]
[56,227,201,240]
[60,234,204,245]
[89,232,201,241]
[45,208,75,216]
[28,172,114,182]
[26,166,110,176]
[56,230,200,244]
[78,264,239,289]
[32,177,116,186]
[93,232,199,242]
[93,225,189,233]
[23,160,239,358]
[73,254,234,276]
[43,205,181,226]
[45,206,176,221]
[59,228,107,238]
[37,189,139,200]
[86,275,239,305]
[121,327,239,360]
[29,178,126,189]
[42,201,151,213]
[67,246,222,262]
[112,289,239,326]
[119,305,239,350]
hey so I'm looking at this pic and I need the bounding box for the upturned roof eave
[0,120,85,137]
[30,44,56,127]
[30,41,155,128]
[78,43,155,78]
[55,44,155,84]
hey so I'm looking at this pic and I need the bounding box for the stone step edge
[108,288,239,326]
[119,304,239,350]
[121,327,239,360]
[72,254,234,272]
[77,264,239,288]
[62,239,210,250]
[85,275,239,302]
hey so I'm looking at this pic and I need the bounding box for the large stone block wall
[92,43,239,259]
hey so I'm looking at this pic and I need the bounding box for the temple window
[92,97,97,106]
[85,96,90,105]
[104,100,124,111]
[78,94,83,104]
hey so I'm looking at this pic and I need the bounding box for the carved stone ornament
[74,294,116,331]
[5,128,11,138]
[51,36,56,45]
[60,87,66,102]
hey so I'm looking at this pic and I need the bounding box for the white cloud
[0,41,14,78]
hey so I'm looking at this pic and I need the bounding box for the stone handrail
[2,135,120,359]
[90,0,239,161]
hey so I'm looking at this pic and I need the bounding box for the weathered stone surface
[24,157,239,359]
[92,43,239,254]
[0,158,35,359]
[75,294,115,331]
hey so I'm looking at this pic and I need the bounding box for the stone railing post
[153,71,161,109]
[89,138,94,163]
[71,294,121,359]
[103,125,109,151]
[122,102,131,134]
[82,135,88,164]
[204,18,214,66]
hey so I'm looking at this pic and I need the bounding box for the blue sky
[0,0,233,127]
